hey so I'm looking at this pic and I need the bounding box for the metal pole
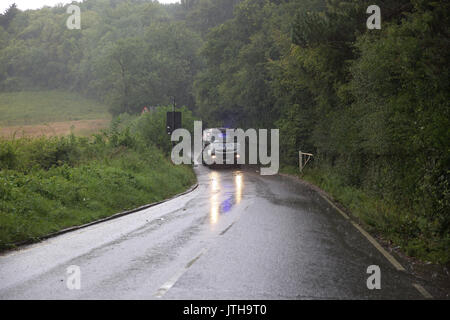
[172,97,175,130]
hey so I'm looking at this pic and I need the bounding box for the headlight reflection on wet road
[210,172,220,224]
[235,173,242,204]
[209,171,243,225]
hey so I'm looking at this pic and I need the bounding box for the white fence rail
[299,151,313,172]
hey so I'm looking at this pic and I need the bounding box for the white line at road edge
[154,248,208,298]
[350,221,405,271]
[318,185,434,298]
[320,193,405,271]
[412,283,433,299]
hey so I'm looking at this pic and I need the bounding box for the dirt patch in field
[0,119,110,138]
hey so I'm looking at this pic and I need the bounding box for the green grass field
[0,90,110,126]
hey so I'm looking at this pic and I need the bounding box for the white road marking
[154,268,186,298]
[320,193,405,271]
[318,187,437,298]
[412,283,433,299]
[220,222,235,235]
[321,195,350,220]
[154,248,208,298]
[350,221,405,272]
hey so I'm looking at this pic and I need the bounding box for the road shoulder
[278,172,449,299]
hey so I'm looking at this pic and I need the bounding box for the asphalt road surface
[0,165,432,299]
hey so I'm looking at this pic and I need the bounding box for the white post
[299,151,302,172]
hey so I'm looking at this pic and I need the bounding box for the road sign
[166,111,182,135]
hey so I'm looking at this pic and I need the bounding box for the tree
[0,3,19,29]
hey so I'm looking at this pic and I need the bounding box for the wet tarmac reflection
[209,171,243,225]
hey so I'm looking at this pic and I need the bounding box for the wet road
[0,165,429,299]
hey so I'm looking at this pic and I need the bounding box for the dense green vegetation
[0,0,239,115]
[0,0,448,263]
[0,108,196,249]
[0,90,110,126]
[194,0,449,263]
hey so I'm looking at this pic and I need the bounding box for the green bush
[0,111,197,250]
[133,106,197,155]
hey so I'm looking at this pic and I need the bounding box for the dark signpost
[166,111,182,135]
[166,98,182,135]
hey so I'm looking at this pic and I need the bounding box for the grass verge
[0,109,197,250]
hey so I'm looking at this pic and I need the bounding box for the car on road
[202,128,240,166]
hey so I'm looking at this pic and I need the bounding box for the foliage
[195,0,449,263]
[0,111,196,250]
[0,0,204,114]
[0,0,448,263]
